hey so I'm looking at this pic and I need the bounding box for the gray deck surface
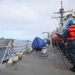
[0,46,75,75]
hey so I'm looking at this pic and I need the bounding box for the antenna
[61,1,63,8]
[52,1,71,27]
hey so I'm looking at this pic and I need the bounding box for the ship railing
[0,39,13,67]
[10,42,32,55]
[0,40,32,68]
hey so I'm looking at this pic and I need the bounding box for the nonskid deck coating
[0,46,75,75]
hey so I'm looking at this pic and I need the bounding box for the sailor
[55,22,75,72]
[67,20,75,72]
[55,27,69,43]
[55,28,69,54]
[68,19,75,26]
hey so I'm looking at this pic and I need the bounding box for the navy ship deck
[0,45,75,75]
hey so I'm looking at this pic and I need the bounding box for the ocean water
[0,40,32,62]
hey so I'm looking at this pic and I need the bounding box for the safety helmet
[66,23,69,28]
[68,19,75,25]
[63,27,68,31]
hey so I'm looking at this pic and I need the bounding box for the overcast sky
[0,0,75,40]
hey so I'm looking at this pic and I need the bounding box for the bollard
[16,51,23,59]
[26,47,33,54]
[42,47,47,53]
[40,47,49,57]
[12,55,19,62]
[7,57,13,65]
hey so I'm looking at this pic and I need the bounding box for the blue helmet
[66,23,69,28]
[63,27,68,31]
[68,19,75,25]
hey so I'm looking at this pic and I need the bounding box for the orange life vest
[67,25,75,40]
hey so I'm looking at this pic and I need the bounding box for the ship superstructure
[50,1,75,39]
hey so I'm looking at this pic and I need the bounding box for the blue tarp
[32,37,46,50]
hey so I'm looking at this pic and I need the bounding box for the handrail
[0,40,31,67]
[0,39,13,66]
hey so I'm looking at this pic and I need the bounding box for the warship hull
[0,38,14,48]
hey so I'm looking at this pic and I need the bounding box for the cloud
[0,0,75,40]
[0,1,37,21]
